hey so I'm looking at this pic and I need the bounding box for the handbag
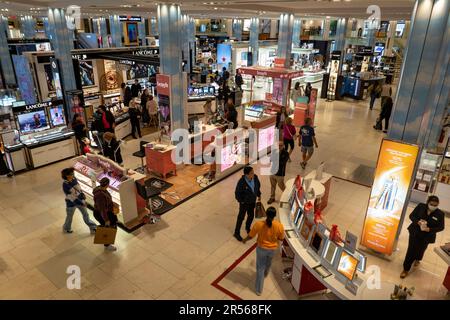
[255,201,266,219]
[94,226,117,245]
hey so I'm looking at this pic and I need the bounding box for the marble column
[20,15,36,39]
[109,15,122,47]
[269,19,278,39]
[334,18,348,54]
[232,19,242,41]
[277,14,294,107]
[292,18,301,47]
[139,20,146,45]
[47,8,78,117]
[158,4,186,131]
[0,15,16,86]
[389,0,450,149]
[249,18,259,66]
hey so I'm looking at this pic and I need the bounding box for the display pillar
[278,14,294,107]
[47,8,78,118]
[99,18,108,48]
[389,0,450,149]
[322,18,331,41]
[334,18,348,54]
[249,18,259,66]
[109,15,122,47]
[20,16,36,39]
[269,19,278,39]
[292,18,301,47]
[139,20,146,46]
[0,16,16,87]
[181,15,195,73]
[232,19,243,41]
[158,4,187,131]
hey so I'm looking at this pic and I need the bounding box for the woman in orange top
[243,207,285,296]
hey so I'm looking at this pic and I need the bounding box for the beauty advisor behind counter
[400,195,445,279]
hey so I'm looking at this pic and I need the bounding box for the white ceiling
[1,0,415,20]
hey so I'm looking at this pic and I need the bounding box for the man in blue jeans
[61,168,97,234]
[299,118,319,169]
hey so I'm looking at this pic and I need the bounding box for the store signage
[274,58,286,68]
[132,49,158,56]
[72,54,88,60]
[156,74,172,138]
[13,101,52,113]
[360,139,420,255]
[238,67,303,80]
[119,59,135,65]
[119,15,142,22]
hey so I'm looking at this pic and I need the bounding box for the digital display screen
[79,60,95,87]
[294,207,303,226]
[300,220,313,242]
[355,251,367,273]
[322,240,339,265]
[290,200,299,218]
[258,126,275,152]
[220,141,245,172]
[337,250,359,281]
[49,105,66,127]
[309,231,324,254]
[217,43,232,65]
[17,109,49,134]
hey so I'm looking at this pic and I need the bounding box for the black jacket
[128,107,141,122]
[235,175,261,204]
[407,203,445,244]
[103,138,123,164]
[72,121,87,140]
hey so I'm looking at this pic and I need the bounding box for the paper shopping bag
[255,201,266,219]
[94,226,117,245]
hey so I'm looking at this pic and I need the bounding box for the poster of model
[361,139,419,255]
[12,55,37,105]
[79,61,95,87]
[156,74,171,138]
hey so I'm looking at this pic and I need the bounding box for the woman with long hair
[243,206,285,296]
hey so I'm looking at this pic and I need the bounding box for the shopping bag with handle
[94,226,117,245]
[255,201,266,219]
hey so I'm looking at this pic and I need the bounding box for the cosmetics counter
[187,84,219,116]
[2,101,77,171]
[340,74,386,100]
[278,173,383,299]
[72,153,148,227]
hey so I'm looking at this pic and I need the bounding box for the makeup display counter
[279,174,372,300]
[114,113,132,141]
[21,131,77,169]
[3,142,27,172]
[145,143,178,179]
[434,246,450,292]
[72,153,148,227]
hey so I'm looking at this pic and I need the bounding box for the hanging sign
[360,139,420,255]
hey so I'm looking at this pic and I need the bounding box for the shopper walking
[305,82,312,102]
[242,207,285,296]
[380,83,393,107]
[299,118,318,170]
[368,82,382,110]
[291,82,304,106]
[93,177,118,251]
[234,166,262,241]
[373,96,393,133]
[276,106,289,131]
[128,100,142,139]
[400,196,445,279]
[283,117,296,162]
[267,142,290,205]
[61,168,97,234]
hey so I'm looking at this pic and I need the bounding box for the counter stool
[133,141,149,174]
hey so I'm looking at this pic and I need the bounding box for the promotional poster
[361,139,419,255]
[156,74,171,138]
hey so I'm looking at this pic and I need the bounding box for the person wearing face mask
[400,195,445,278]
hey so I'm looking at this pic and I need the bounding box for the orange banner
[360,139,419,255]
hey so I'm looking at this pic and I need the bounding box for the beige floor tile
[94,277,148,300]
[148,252,190,279]
[49,287,82,300]
[9,239,55,270]
[0,251,27,279]
[0,268,58,299]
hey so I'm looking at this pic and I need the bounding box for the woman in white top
[291,82,304,108]
[146,95,159,127]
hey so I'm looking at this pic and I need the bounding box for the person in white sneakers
[93,177,118,251]
[61,168,97,234]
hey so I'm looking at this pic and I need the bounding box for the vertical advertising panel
[49,57,64,100]
[156,74,171,138]
[12,55,37,105]
[361,139,420,255]
[327,51,340,99]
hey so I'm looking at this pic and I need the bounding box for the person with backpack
[242,207,285,296]
[61,168,97,234]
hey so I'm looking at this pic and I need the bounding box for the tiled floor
[1,92,449,300]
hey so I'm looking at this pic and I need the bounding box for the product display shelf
[72,155,145,225]
[280,178,368,300]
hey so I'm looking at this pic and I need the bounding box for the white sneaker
[105,245,117,251]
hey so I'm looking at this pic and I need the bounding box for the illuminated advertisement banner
[156,74,171,137]
[361,139,419,255]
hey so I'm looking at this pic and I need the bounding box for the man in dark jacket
[93,177,118,251]
[400,195,445,278]
[268,142,290,205]
[131,79,142,98]
[234,166,262,241]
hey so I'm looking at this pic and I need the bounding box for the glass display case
[413,151,442,193]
